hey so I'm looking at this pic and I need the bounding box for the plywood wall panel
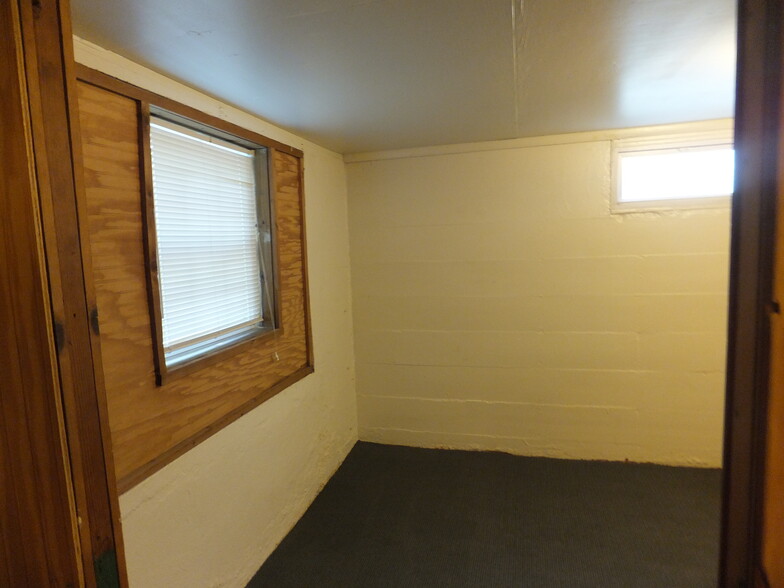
[78,81,311,489]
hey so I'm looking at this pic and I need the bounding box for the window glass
[619,146,734,203]
[149,117,272,367]
[613,132,734,210]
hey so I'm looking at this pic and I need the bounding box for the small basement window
[148,114,276,372]
[612,132,734,211]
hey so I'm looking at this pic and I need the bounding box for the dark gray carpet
[248,442,721,587]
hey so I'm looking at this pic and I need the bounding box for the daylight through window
[613,134,734,209]
[149,117,275,368]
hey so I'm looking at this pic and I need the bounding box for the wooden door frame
[0,0,128,585]
[721,0,783,586]
[0,0,84,583]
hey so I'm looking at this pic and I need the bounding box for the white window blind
[149,118,264,364]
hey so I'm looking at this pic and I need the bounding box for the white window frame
[611,130,735,213]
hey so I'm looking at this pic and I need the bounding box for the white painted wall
[72,38,358,587]
[347,122,731,468]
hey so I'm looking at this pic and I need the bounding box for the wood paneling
[77,79,313,491]
[0,0,82,584]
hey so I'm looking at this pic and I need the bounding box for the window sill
[157,326,283,386]
[610,195,732,215]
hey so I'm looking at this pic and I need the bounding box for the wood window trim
[76,66,313,492]
[138,102,168,382]
[139,105,284,385]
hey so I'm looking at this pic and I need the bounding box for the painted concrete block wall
[347,123,731,468]
[73,39,357,588]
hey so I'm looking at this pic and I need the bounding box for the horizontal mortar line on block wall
[354,293,730,300]
[350,216,730,230]
[352,258,728,266]
[359,362,632,370]
[357,327,728,334]
[614,292,730,296]
[358,395,636,411]
[359,329,642,335]
[352,221,540,230]
[355,298,730,311]
[352,269,730,278]
[359,364,726,375]
[349,222,617,232]
[353,253,729,265]
[360,362,725,375]
[357,293,729,298]
[362,362,727,372]
[538,252,730,260]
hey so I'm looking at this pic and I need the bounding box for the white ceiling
[69,0,737,154]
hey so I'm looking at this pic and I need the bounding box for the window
[612,131,734,210]
[148,114,276,371]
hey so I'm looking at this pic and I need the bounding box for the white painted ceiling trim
[344,118,734,163]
